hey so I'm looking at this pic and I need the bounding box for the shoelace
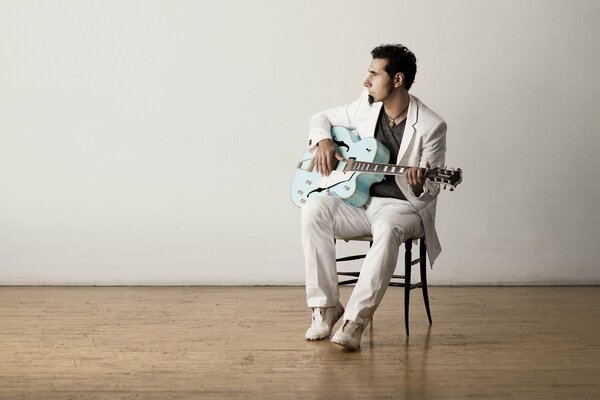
[311,308,326,324]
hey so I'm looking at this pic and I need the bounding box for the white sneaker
[305,302,344,340]
[331,320,365,351]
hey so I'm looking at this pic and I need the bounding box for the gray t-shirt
[369,109,407,200]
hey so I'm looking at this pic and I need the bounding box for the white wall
[1,0,599,285]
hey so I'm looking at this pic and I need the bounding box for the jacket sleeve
[410,119,447,200]
[307,90,369,150]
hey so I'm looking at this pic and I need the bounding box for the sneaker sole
[305,334,329,341]
[331,336,360,351]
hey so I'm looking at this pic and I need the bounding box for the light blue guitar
[291,127,462,208]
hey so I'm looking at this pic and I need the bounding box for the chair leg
[420,240,432,325]
[404,239,412,336]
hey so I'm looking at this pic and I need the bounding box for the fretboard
[349,161,407,175]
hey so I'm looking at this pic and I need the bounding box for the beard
[368,81,394,105]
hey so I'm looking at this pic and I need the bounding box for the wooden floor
[0,286,599,399]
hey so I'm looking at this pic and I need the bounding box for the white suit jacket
[307,89,447,265]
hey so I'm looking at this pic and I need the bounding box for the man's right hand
[314,139,345,176]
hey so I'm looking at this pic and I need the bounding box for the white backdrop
[1,0,599,285]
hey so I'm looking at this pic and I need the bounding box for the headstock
[425,167,463,191]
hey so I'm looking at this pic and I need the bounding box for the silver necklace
[385,103,409,128]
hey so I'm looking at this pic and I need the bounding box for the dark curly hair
[371,44,417,91]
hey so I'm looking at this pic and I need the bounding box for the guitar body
[291,127,390,208]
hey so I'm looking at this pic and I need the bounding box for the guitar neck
[344,159,409,175]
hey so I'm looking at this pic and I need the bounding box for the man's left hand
[405,161,431,196]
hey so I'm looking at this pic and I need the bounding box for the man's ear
[394,72,404,88]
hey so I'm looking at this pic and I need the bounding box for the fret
[349,161,410,175]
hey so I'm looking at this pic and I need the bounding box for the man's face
[363,58,395,105]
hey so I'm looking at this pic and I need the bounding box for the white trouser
[301,196,423,326]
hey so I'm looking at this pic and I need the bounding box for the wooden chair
[335,236,432,336]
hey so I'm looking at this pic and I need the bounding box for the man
[301,44,446,350]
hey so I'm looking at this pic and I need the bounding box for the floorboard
[1,286,599,399]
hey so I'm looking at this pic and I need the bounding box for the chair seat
[336,236,374,242]
[336,235,422,243]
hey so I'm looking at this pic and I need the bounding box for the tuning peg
[443,184,447,190]
[449,187,454,192]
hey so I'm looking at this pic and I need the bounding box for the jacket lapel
[396,94,419,164]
